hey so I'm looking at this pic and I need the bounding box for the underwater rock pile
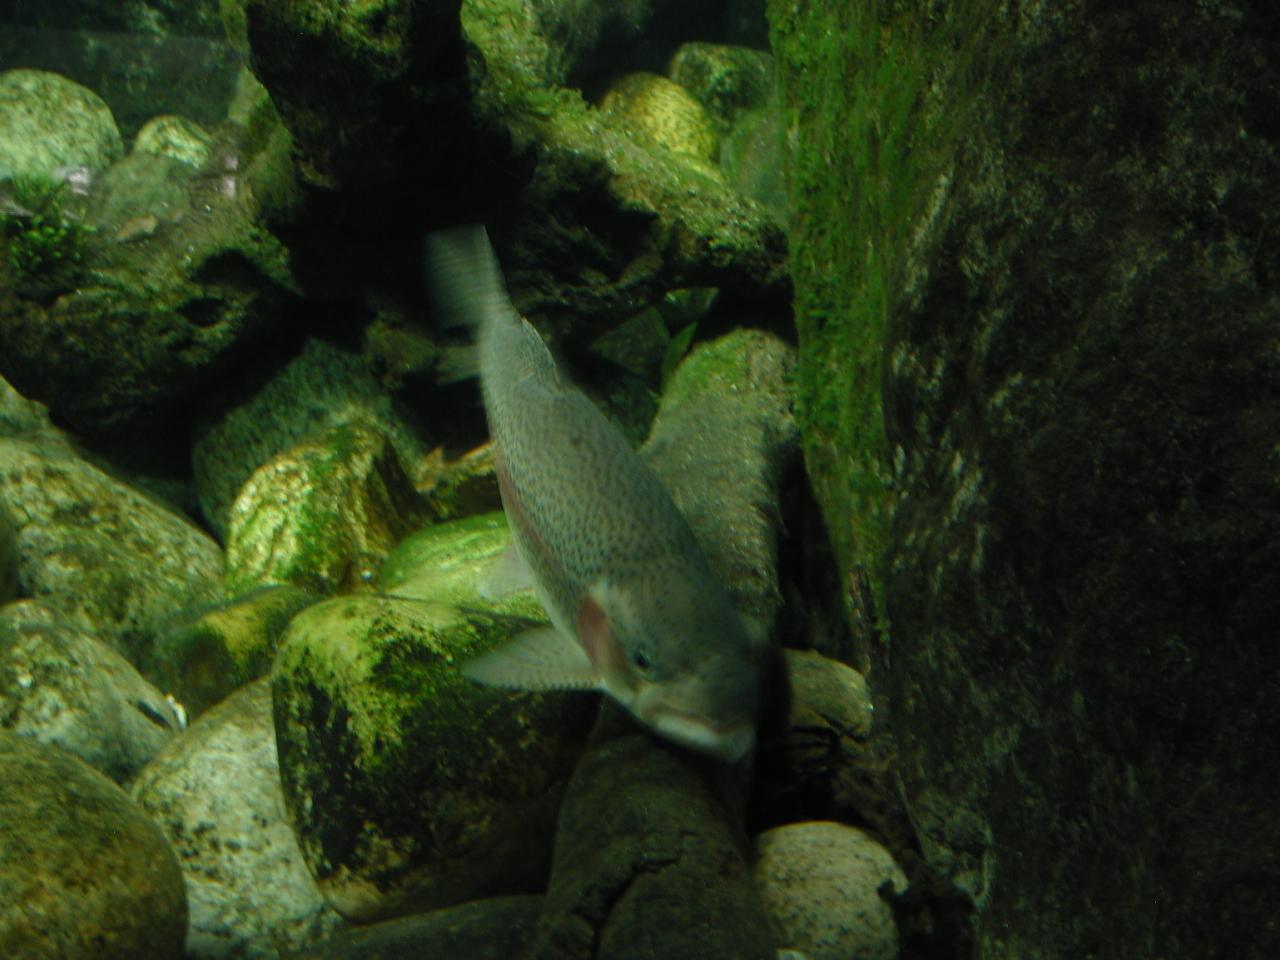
[0,4,918,959]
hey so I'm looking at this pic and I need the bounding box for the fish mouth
[644,707,756,763]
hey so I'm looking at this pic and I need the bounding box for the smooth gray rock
[0,599,182,784]
[132,678,347,959]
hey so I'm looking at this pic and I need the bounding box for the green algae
[769,0,998,625]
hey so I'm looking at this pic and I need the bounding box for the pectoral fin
[462,626,600,691]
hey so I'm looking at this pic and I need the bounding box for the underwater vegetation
[0,172,89,281]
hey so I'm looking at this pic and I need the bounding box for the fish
[425,225,766,762]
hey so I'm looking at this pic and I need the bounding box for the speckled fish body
[426,226,764,761]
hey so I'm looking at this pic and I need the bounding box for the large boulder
[0,600,184,784]
[772,2,1280,958]
[0,732,187,959]
[0,436,223,668]
[132,678,347,958]
[271,515,596,921]
[0,69,123,179]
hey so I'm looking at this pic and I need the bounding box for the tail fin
[424,225,511,331]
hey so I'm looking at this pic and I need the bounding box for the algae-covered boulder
[133,115,214,168]
[599,72,722,176]
[273,513,596,921]
[224,419,431,596]
[0,127,297,430]
[667,42,774,133]
[0,732,187,959]
[141,583,316,720]
[0,436,223,668]
[0,69,123,180]
[238,0,468,187]
[193,337,428,541]
[772,2,1280,958]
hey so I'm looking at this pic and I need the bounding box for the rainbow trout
[426,226,765,762]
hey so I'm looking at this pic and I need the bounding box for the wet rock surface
[773,2,1280,957]
[0,732,187,959]
[0,435,222,667]
[0,599,182,784]
[132,678,347,959]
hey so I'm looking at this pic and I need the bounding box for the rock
[132,678,348,959]
[377,511,542,617]
[643,328,797,625]
[0,499,16,603]
[414,443,503,523]
[132,115,213,168]
[587,305,673,388]
[0,122,297,432]
[140,583,317,721]
[239,0,468,187]
[193,337,427,541]
[785,649,873,743]
[0,373,67,445]
[720,101,788,217]
[754,821,907,960]
[273,528,596,920]
[0,732,186,959]
[526,329,797,959]
[667,42,774,132]
[0,436,223,668]
[223,419,431,596]
[0,69,123,180]
[293,895,541,960]
[599,72,722,174]
[0,600,183,784]
[774,3,1280,958]
[526,702,777,960]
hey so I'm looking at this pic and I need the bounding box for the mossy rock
[0,69,123,180]
[142,583,317,719]
[667,42,775,132]
[599,72,721,175]
[132,116,213,168]
[0,500,16,603]
[378,511,541,623]
[224,420,431,597]
[272,588,596,921]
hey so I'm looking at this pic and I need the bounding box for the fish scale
[426,226,766,762]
